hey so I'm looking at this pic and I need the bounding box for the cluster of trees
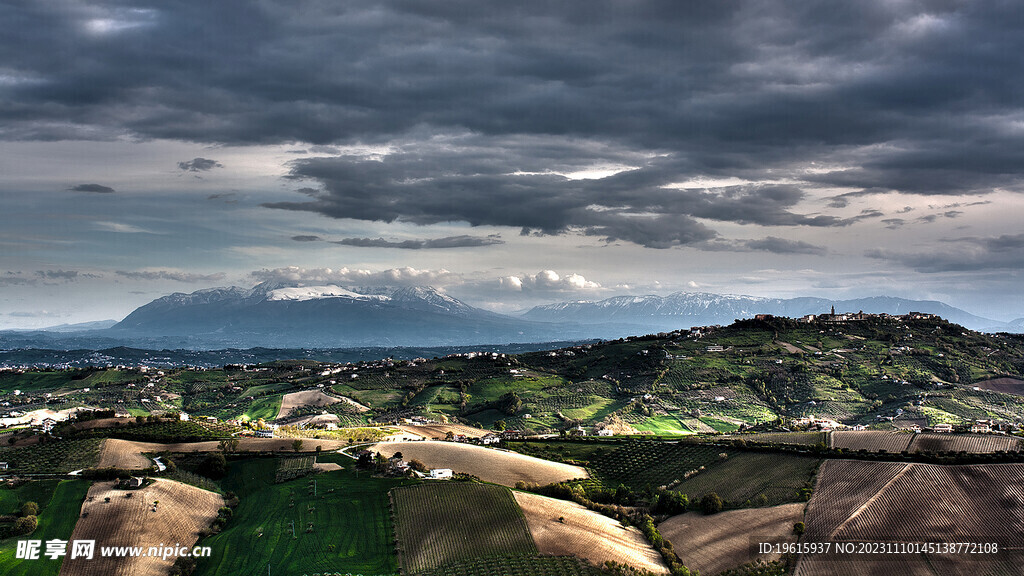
[0,501,40,538]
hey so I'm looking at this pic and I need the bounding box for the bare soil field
[830,430,914,453]
[369,441,587,487]
[313,461,343,472]
[276,389,341,419]
[99,438,158,469]
[908,432,1019,453]
[66,417,135,431]
[396,423,490,439]
[796,459,1024,576]
[658,503,804,576]
[974,377,1024,396]
[59,479,223,576]
[514,490,668,574]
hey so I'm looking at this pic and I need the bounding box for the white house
[597,428,614,437]
[933,423,953,433]
[428,468,453,480]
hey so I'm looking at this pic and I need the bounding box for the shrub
[700,492,723,515]
[14,515,37,535]
[20,501,39,517]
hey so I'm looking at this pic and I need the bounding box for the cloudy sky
[2,0,1023,328]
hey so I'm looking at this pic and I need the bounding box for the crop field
[61,479,222,576]
[830,430,914,453]
[727,431,828,446]
[658,502,804,576]
[0,479,89,576]
[673,452,820,507]
[369,441,587,487]
[275,389,340,419]
[392,483,536,573]
[588,441,736,490]
[196,458,414,575]
[907,433,1019,454]
[797,460,1024,575]
[0,438,102,474]
[513,490,668,574]
[414,555,603,576]
[77,420,237,442]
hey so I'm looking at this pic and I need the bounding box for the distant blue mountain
[523,292,1004,332]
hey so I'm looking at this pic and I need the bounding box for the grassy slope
[194,458,415,576]
[0,480,90,576]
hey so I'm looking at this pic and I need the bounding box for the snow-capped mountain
[108,283,577,348]
[266,285,390,302]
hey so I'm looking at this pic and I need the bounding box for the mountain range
[1,284,1019,351]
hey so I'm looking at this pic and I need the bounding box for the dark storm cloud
[332,235,504,249]
[115,270,226,282]
[69,184,115,193]
[866,234,1024,272]
[267,150,861,247]
[743,237,827,256]
[290,235,322,242]
[177,158,223,172]
[4,1,1024,244]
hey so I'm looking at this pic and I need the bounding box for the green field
[0,480,90,576]
[391,483,537,573]
[194,458,416,575]
[674,451,820,507]
[241,395,282,421]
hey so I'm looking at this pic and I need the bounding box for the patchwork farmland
[391,483,537,573]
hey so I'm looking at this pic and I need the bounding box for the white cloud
[250,266,460,287]
[499,270,602,292]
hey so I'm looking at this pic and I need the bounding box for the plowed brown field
[514,491,668,574]
[659,503,805,575]
[369,441,586,487]
[59,479,222,576]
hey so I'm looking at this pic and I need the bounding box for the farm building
[933,423,953,433]
[254,429,274,438]
[481,434,500,445]
[428,468,453,480]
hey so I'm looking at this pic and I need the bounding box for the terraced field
[392,483,536,573]
[514,490,668,574]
